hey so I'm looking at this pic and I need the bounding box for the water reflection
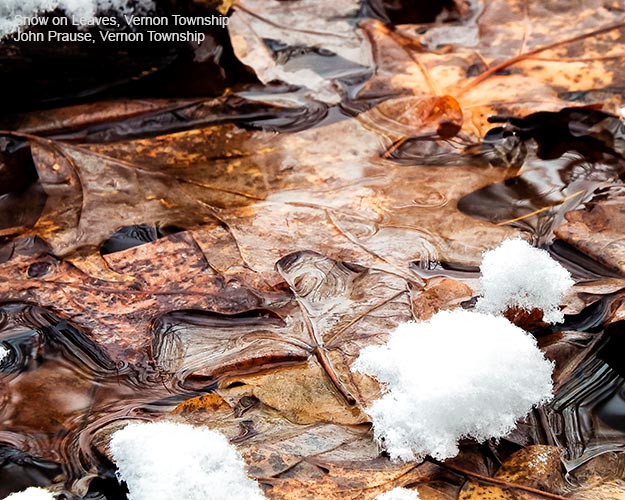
[550,356,625,471]
[0,304,180,498]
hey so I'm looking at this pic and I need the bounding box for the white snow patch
[0,344,9,363]
[352,309,554,462]
[3,487,55,500]
[375,487,421,500]
[110,421,266,500]
[0,0,154,38]
[475,239,574,324]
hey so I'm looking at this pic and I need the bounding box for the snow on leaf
[110,421,266,500]
[475,239,574,324]
[3,488,56,500]
[352,310,554,462]
[0,343,9,364]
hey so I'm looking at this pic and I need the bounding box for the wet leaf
[538,330,601,390]
[357,2,625,139]
[555,186,625,274]
[155,250,413,421]
[229,0,373,104]
[569,481,625,500]
[4,0,625,497]
[11,128,269,256]
[458,446,566,500]
[5,96,289,141]
[0,232,287,363]
[567,453,625,499]
[4,111,519,285]
[163,393,460,500]
[410,277,473,321]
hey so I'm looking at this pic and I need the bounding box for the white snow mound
[4,487,55,500]
[110,421,266,500]
[352,309,554,462]
[475,239,574,324]
[375,487,421,500]
[0,344,9,363]
[0,0,154,38]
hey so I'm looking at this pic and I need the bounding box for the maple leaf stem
[287,288,358,405]
[457,20,625,97]
[325,289,408,346]
[382,137,410,159]
[312,345,357,406]
[427,457,570,500]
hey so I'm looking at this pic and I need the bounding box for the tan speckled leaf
[459,446,565,500]
[555,187,625,274]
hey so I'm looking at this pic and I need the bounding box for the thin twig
[428,457,569,500]
[457,20,625,97]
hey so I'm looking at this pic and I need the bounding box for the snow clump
[0,343,9,363]
[3,488,56,500]
[475,239,574,324]
[375,487,421,500]
[352,309,554,462]
[0,0,154,39]
[110,421,266,500]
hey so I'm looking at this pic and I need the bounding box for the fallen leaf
[358,1,625,139]
[568,481,625,500]
[555,185,625,274]
[155,250,413,422]
[410,276,473,320]
[229,0,373,104]
[0,232,287,363]
[458,446,566,500]
[165,393,461,500]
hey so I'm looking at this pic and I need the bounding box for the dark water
[0,304,193,498]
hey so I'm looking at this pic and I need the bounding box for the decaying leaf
[154,250,412,422]
[0,232,288,363]
[359,1,625,139]
[164,392,462,500]
[555,185,625,274]
[458,446,566,500]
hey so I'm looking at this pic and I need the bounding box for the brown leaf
[494,446,565,493]
[160,389,461,500]
[0,231,287,364]
[155,250,413,421]
[566,453,625,499]
[16,128,269,256]
[538,330,601,390]
[568,481,625,500]
[359,1,625,138]
[410,276,473,321]
[458,446,566,500]
[555,186,625,274]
